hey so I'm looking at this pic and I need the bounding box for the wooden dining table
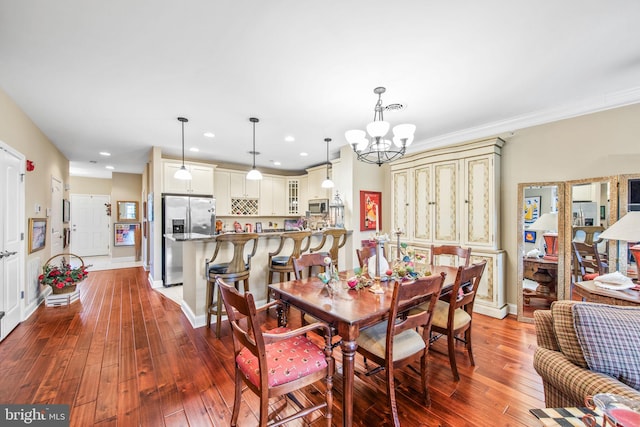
[268,265,458,427]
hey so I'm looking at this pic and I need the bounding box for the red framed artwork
[360,190,381,231]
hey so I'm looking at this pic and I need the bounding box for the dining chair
[572,241,608,282]
[430,244,471,267]
[355,273,446,427]
[205,232,258,338]
[310,228,347,268]
[427,260,487,381]
[216,277,334,427]
[291,252,330,280]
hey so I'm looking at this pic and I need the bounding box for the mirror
[517,182,565,323]
[117,201,139,221]
[563,176,618,299]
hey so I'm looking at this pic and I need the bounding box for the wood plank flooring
[0,267,545,426]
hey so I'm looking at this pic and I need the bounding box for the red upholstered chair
[216,277,334,427]
[356,273,446,426]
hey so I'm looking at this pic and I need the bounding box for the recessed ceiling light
[99,151,111,156]
[284,136,295,142]
[300,152,308,157]
[189,147,200,152]
[105,165,114,170]
[272,161,281,166]
[203,132,215,138]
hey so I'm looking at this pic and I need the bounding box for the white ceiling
[1,1,640,178]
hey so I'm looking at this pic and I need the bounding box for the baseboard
[474,303,508,319]
[147,274,163,289]
[181,302,207,328]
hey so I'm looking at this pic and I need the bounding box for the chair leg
[421,352,431,406]
[215,287,224,339]
[206,279,213,328]
[230,368,242,426]
[386,366,400,427]
[466,327,475,366]
[447,332,460,381]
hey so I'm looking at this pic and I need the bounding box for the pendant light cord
[181,120,185,166]
[252,120,256,168]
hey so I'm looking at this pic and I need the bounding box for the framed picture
[255,222,263,233]
[117,201,139,221]
[147,193,154,222]
[524,230,537,244]
[360,190,381,232]
[600,205,606,220]
[29,218,47,253]
[62,199,70,223]
[524,196,541,225]
[114,222,140,246]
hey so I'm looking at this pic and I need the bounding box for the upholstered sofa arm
[533,309,560,351]
[534,347,640,407]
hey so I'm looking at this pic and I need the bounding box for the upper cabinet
[163,160,215,195]
[260,176,286,216]
[306,165,331,201]
[229,171,260,199]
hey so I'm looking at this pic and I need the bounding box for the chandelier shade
[174,117,192,180]
[346,87,416,166]
[246,117,262,180]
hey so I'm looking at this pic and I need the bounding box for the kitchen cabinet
[163,161,215,195]
[390,138,506,318]
[229,171,260,198]
[214,170,231,215]
[287,178,302,215]
[306,165,331,200]
[260,176,286,216]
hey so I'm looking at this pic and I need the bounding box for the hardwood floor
[0,267,545,426]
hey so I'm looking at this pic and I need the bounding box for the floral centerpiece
[318,256,340,295]
[39,255,89,294]
[386,242,430,281]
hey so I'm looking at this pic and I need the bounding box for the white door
[50,177,63,255]
[70,194,110,256]
[0,142,25,341]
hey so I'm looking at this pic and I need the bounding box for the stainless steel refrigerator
[162,194,216,286]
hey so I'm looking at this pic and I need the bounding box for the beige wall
[0,87,69,273]
[111,173,142,259]
[502,103,640,306]
[68,176,112,195]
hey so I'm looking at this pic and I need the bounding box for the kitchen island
[165,230,353,328]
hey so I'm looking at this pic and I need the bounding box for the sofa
[534,300,640,407]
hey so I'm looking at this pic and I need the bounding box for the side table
[574,280,640,306]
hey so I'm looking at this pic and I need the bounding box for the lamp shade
[598,212,640,242]
[366,120,390,138]
[528,212,558,232]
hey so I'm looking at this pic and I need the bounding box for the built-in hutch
[390,138,506,318]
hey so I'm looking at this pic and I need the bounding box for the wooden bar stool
[267,231,312,298]
[206,232,258,338]
[310,228,347,269]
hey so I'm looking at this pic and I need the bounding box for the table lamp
[597,211,640,281]
[529,212,559,260]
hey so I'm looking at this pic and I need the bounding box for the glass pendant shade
[366,120,390,138]
[246,168,263,180]
[174,165,192,180]
[321,178,334,188]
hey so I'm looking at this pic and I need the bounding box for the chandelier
[345,87,415,166]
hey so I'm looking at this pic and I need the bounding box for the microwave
[308,199,329,214]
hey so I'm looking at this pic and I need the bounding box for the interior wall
[68,176,112,195]
[502,102,640,306]
[111,172,143,259]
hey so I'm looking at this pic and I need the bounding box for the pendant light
[174,117,192,180]
[321,138,334,188]
[246,117,263,180]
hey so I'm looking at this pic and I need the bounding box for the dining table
[268,265,458,427]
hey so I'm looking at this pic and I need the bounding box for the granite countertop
[164,229,351,242]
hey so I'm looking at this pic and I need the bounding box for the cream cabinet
[391,138,506,318]
[163,161,215,195]
[213,170,231,215]
[229,171,260,198]
[306,165,331,200]
[260,176,286,216]
[287,178,302,215]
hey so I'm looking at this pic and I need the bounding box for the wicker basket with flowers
[39,254,89,294]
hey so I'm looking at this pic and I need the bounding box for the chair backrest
[445,260,487,317]
[216,277,267,386]
[209,232,259,273]
[268,230,312,266]
[572,226,605,245]
[311,228,347,266]
[430,245,471,267]
[573,241,607,278]
[385,272,446,354]
[356,246,376,269]
[292,253,330,280]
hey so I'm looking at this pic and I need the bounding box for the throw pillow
[573,303,640,391]
[551,301,588,368]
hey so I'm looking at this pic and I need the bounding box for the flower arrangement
[39,256,89,291]
[386,242,430,281]
[318,256,340,295]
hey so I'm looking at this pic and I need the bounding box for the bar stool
[206,232,258,338]
[310,228,347,269]
[267,230,312,286]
